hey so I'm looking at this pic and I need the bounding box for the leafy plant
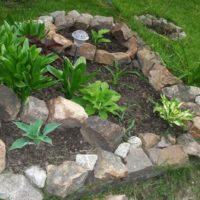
[91,29,111,46]
[74,81,126,119]
[10,119,60,150]
[153,95,194,128]
[15,20,46,39]
[0,39,58,103]
[48,56,94,99]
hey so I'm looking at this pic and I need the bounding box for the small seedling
[91,29,111,47]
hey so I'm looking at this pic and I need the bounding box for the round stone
[127,136,142,148]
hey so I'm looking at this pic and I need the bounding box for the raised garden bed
[0,10,200,200]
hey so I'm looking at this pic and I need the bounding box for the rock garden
[0,9,200,200]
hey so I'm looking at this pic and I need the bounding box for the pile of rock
[136,14,186,40]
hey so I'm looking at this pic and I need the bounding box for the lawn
[0,0,200,199]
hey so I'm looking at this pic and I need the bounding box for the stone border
[135,14,186,40]
[0,10,200,200]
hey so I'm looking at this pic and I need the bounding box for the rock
[105,194,128,200]
[189,116,200,138]
[180,102,200,116]
[137,48,162,77]
[48,96,88,128]
[114,142,131,159]
[76,154,98,170]
[67,10,80,20]
[127,136,142,148]
[50,10,66,19]
[122,37,137,58]
[166,134,176,145]
[0,140,6,174]
[80,116,124,151]
[112,23,133,41]
[75,13,93,30]
[54,14,70,30]
[177,134,200,158]
[46,161,88,198]
[148,64,182,91]
[112,52,131,64]
[0,173,43,200]
[91,15,114,30]
[126,147,153,173]
[157,136,171,148]
[139,133,160,149]
[94,150,128,180]
[162,84,200,102]
[147,145,188,166]
[38,16,53,23]
[0,85,21,121]
[44,22,57,33]
[195,95,200,105]
[25,166,47,188]
[69,43,96,61]
[20,96,49,124]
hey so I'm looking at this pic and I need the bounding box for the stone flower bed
[0,10,200,200]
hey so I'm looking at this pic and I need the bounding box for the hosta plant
[0,39,58,103]
[10,119,60,150]
[91,29,111,46]
[153,95,194,128]
[74,81,126,119]
[48,56,94,99]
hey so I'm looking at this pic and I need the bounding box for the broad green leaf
[14,121,30,133]
[10,138,33,150]
[43,122,60,135]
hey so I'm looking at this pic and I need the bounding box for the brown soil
[0,34,184,173]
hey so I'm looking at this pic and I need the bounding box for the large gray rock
[0,85,21,121]
[75,13,93,30]
[50,10,66,19]
[20,96,49,124]
[162,84,200,102]
[177,134,200,158]
[114,142,131,159]
[25,166,47,188]
[94,150,128,180]
[0,173,43,200]
[126,147,153,173]
[80,116,124,151]
[46,161,89,198]
[0,140,6,174]
[91,15,114,30]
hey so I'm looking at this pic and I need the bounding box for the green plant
[15,20,46,39]
[91,29,111,46]
[0,39,58,103]
[153,95,194,128]
[74,81,126,119]
[10,119,60,150]
[48,56,94,99]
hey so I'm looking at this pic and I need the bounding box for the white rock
[114,143,130,159]
[76,154,98,170]
[195,96,200,105]
[0,140,6,174]
[127,136,142,148]
[38,16,53,23]
[25,166,47,188]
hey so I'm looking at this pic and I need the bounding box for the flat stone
[105,195,128,200]
[114,142,131,159]
[127,136,142,148]
[95,50,115,65]
[139,133,160,149]
[91,15,114,30]
[94,150,128,180]
[189,116,200,138]
[126,147,153,173]
[148,64,182,91]
[162,84,200,102]
[25,166,47,188]
[112,23,133,41]
[76,154,98,170]
[80,116,124,151]
[38,15,53,23]
[0,85,21,121]
[180,102,200,116]
[75,13,93,30]
[69,43,96,61]
[148,145,188,166]
[195,95,200,105]
[0,140,6,174]
[157,136,171,148]
[0,173,43,200]
[177,134,200,158]
[50,10,65,19]
[46,161,89,198]
[48,96,88,128]
[112,52,131,64]
[122,36,137,58]
[20,96,49,124]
